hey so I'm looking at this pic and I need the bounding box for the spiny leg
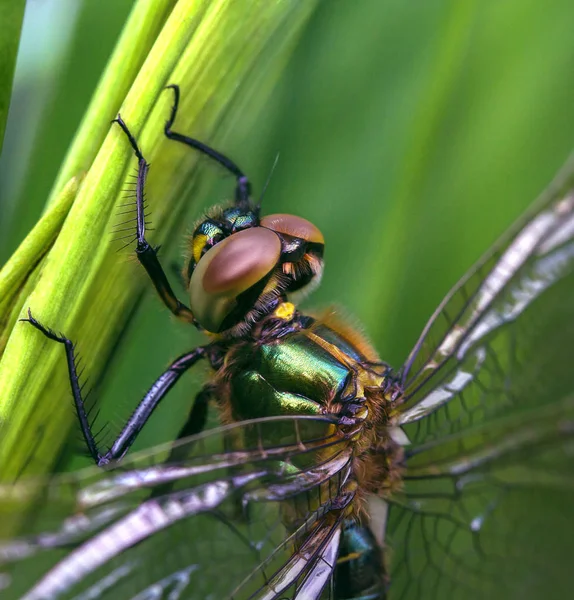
[21,309,100,464]
[164,84,252,208]
[21,309,208,467]
[112,115,197,325]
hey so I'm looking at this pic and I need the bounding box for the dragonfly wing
[0,415,353,600]
[399,156,574,434]
[388,397,574,599]
[389,157,574,599]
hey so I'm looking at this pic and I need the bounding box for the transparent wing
[0,415,352,600]
[388,158,574,599]
[388,396,574,600]
[398,156,574,438]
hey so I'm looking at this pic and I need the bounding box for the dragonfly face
[186,206,324,335]
[1,86,574,600]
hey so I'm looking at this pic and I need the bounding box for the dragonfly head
[185,203,324,334]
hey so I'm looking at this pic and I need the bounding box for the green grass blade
[0,175,79,353]
[46,0,179,206]
[0,0,25,152]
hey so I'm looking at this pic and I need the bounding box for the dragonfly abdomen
[335,519,388,600]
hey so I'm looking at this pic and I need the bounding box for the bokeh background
[1,0,574,463]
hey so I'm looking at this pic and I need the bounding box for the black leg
[105,349,208,465]
[164,84,252,208]
[163,385,213,464]
[175,385,213,440]
[20,310,100,463]
[112,116,197,326]
[148,385,214,499]
[21,309,207,467]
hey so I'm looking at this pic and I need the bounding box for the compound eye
[260,214,324,245]
[190,227,281,333]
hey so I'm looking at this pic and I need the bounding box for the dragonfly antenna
[257,152,280,211]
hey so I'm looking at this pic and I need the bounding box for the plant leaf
[0,0,25,152]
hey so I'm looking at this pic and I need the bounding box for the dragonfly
[1,85,574,600]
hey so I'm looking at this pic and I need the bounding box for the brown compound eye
[260,213,325,299]
[260,214,324,245]
[189,227,281,333]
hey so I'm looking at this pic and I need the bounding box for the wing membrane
[398,157,574,443]
[390,158,574,599]
[0,415,351,600]
[388,395,574,599]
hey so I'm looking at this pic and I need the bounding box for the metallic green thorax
[225,321,369,422]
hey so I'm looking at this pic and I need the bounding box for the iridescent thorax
[213,302,404,504]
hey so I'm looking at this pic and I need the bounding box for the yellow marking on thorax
[304,330,358,369]
[274,301,295,320]
[313,308,381,363]
[304,330,386,391]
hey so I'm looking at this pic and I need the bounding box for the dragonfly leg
[164,84,252,208]
[175,385,213,440]
[163,385,214,464]
[112,115,197,326]
[21,309,208,467]
[104,347,209,465]
[21,309,101,464]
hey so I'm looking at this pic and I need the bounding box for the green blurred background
[1,0,574,464]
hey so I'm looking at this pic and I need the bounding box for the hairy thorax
[211,305,405,515]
